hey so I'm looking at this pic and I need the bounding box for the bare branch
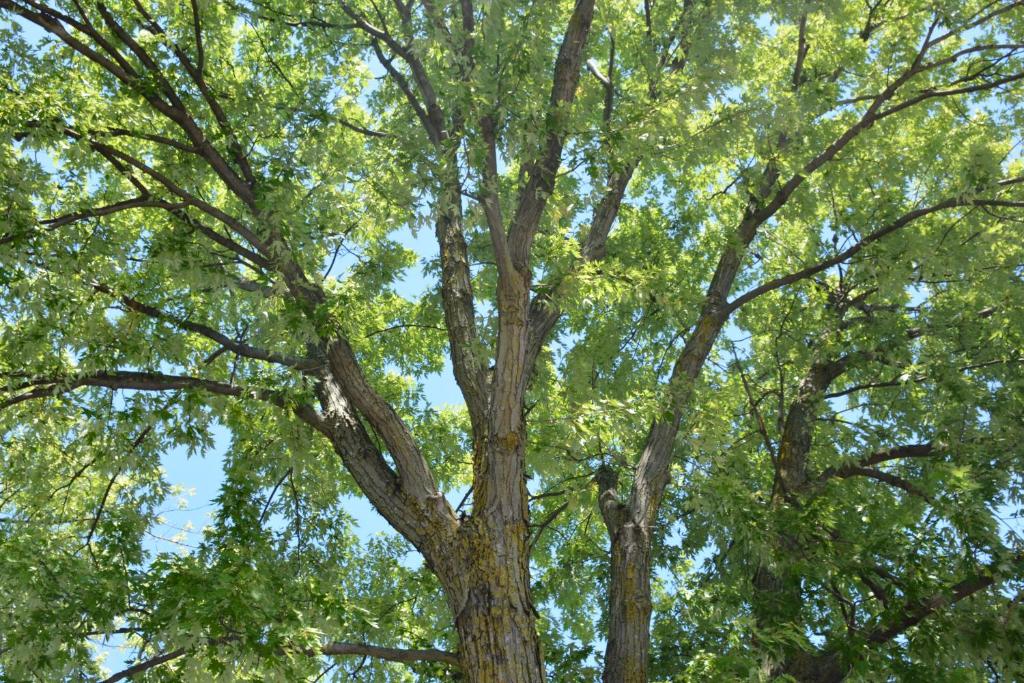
[99,647,186,683]
[829,465,932,501]
[98,639,458,683]
[860,443,935,467]
[38,196,176,229]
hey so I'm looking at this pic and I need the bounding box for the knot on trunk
[594,464,628,533]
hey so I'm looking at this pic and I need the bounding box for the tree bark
[780,651,846,683]
[603,520,653,683]
[452,575,544,683]
[442,515,545,683]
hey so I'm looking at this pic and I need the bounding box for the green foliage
[1,0,1023,680]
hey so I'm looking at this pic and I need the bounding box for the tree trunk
[454,583,544,683]
[753,358,854,681]
[781,651,846,682]
[603,520,653,683]
[439,515,545,683]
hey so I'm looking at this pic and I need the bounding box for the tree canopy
[1,0,1023,681]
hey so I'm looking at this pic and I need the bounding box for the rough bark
[437,3,597,679]
[779,651,847,683]
[603,520,653,683]
[593,466,649,682]
[438,511,544,683]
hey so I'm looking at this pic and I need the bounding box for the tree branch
[323,341,443,504]
[828,465,932,501]
[860,442,935,466]
[479,0,597,519]
[132,0,258,189]
[321,641,458,665]
[39,196,177,229]
[339,0,446,143]
[0,370,330,436]
[523,162,637,386]
[98,639,458,683]
[865,555,1023,645]
[434,180,488,436]
[99,647,186,683]
[314,375,454,551]
[6,1,256,209]
[505,0,596,271]
[726,191,1024,314]
[91,283,317,372]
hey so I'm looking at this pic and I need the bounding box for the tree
[1,0,1023,680]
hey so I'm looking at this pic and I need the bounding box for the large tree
[2,0,1023,680]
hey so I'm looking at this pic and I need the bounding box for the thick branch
[726,192,1024,313]
[505,0,596,272]
[827,465,932,500]
[39,196,175,229]
[100,648,186,683]
[813,443,937,494]
[321,641,458,665]
[628,163,780,523]
[774,354,865,495]
[860,442,935,467]
[434,188,488,435]
[524,163,636,381]
[864,557,1022,645]
[314,375,455,552]
[325,341,449,511]
[477,0,597,519]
